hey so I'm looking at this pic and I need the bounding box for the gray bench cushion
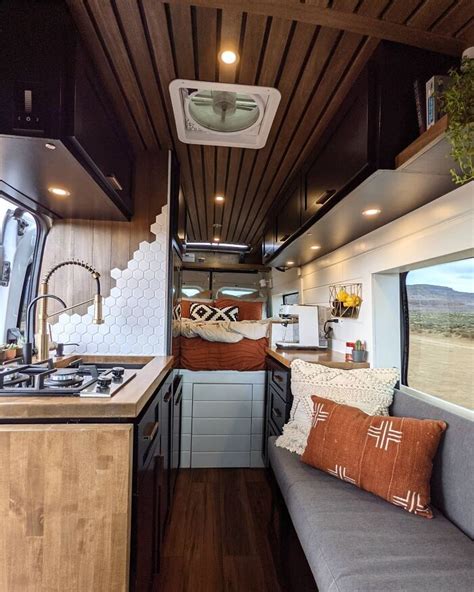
[391,390,474,538]
[269,437,474,592]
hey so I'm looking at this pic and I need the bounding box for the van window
[402,258,473,409]
[283,292,299,305]
[217,287,257,298]
[0,197,39,343]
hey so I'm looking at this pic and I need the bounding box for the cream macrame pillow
[275,359,399,454]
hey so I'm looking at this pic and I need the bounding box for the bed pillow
[215,298,263,321]
[301,395,446,518]
[190,302,239,321]
[275,360,399,454]
[181,298,213,318]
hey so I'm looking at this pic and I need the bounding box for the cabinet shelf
[395,115,449,169]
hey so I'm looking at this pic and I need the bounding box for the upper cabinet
[0,2,134,221]
[262,42,457,263]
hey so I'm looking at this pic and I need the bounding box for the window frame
[282,291,299,305]
[0,185,50,342]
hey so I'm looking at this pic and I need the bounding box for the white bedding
[179,319,270,342]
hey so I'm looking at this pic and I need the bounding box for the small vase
[352,349,366,363]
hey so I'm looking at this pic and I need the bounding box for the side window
[0,197,42,344]
[283,292,299,305]
[401,258,473,409]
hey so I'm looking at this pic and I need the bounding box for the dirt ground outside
[408,333,474,409]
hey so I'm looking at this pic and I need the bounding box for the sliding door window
[401,258,473,409]
[0,197,41,343]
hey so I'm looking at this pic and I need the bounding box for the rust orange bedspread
[179,336,268,371]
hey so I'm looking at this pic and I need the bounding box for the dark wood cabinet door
[302,71,370,224]
[263,223,277,261]
[170,375,183,497]
[160,379,172,538]
[134,441,161,592]
[276,178,301,247]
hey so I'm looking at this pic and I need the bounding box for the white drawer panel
[251,434,262,451]
[193,383,252,401]
[252,418,264,434]
[193,418,250,435]
[192,435,251,452]
[193,401,252,418]
[182,417,192,434]
[182,399,192,417]
[252,399,265,418]
[191,451,250,468]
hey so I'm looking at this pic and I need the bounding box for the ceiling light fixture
[362,208,381,217]
[215,195,225,203]
[213,237,220,243]
[185,241,249,251]
[287,261,295,266]
[44,143,56,150]
[219,50,238,65]
[310,245,321,250]
[48,187,70,197]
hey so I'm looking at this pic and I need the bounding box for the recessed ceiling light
[287,261,295,266]
[310,245,321,250]
[362,208,381,217]
[215,195,225,203]
[48,186,70,197]
[44,143,56,150]
[213,237,220,242]
[219,50,238,65]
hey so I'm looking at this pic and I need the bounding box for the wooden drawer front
[193,383,252,401]
[269,387,288,433]
[193,401,252,418]
[268,367,290,397]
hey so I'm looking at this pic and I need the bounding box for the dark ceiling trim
[163,0,465,55]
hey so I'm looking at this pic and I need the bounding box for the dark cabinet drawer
[136,390,160,471]
[269,387,288,433]
[269,366,289,396]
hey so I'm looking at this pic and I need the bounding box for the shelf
[395,115,448,169]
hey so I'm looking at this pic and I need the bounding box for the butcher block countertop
[266,347,370,369]
[0,355,174,420]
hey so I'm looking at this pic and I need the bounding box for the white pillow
[275,359,399,454]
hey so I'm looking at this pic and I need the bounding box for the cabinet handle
[272,407,282,419]
[106,174,123,191]
[163,389,172,403]
[143,421,159,441]
[273,373,283,383]
[313,189,336,206]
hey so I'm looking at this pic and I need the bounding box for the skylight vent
[169,80,281,149]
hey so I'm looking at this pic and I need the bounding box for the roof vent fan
[169,80,281,149]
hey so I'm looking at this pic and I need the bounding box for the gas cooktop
[0,359,137,397]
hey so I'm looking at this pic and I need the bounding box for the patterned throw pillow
[301,396,447,518]
[172,302,182,320]
[189,302,239,321]
[275,360,399,454]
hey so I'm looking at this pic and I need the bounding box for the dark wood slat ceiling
[67,0,472,249]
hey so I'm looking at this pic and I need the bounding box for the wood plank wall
[41,151,168,318]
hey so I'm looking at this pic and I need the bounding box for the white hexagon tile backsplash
[51,205,169,356]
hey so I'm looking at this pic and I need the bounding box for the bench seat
[269,437,473,591]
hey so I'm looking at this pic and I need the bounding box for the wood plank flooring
[157,468,282,592]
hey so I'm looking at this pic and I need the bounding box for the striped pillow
[190,302,239,321]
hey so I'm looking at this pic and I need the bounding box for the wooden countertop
[266,347,370,369]
[0,355,174,420]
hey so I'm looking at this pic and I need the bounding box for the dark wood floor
[157,468,283,592]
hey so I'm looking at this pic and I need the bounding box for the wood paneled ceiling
[67,0,473,249]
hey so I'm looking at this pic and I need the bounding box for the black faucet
[23,294,67,363]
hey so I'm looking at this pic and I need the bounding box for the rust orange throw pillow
[215,298,263,321]
[301,396,447,518]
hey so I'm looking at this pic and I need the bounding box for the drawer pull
[143,421,159,441]
[163,389,172,403]
[273,373,283,383]
[272,407,282,419]
[106,174,123,191]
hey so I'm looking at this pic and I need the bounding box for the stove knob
[112,366,125,379]
[97,374,112,390]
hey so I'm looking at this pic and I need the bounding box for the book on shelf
[413,79,426,135]
[426,75,451,129]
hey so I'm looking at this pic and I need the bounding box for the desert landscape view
[407,283,473,409]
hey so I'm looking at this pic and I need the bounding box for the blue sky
[407,258,474,293]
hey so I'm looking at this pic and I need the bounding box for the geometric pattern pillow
[276,360,399,455]
[301,396,447,518]
[172,302,182,320]
[189,302,238,321]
